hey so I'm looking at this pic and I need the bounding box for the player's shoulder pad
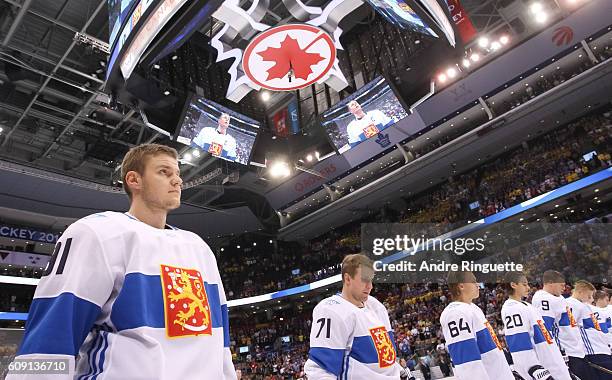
[441,301,472,320]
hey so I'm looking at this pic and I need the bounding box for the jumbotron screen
[365,0,438,37]
[176,96,260,165]
[108,0,139,48]
[322,77,409,154]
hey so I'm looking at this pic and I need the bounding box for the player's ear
[125,170,142,193]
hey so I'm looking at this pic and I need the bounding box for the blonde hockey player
[7,144,236,380]
[305,254,404,380]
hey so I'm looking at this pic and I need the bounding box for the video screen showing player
[322,77,409,154]
[365,0,438,37]
[176,96,260,165]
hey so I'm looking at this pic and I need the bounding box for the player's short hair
[219,113,230,121]
[446,270,475,299]
[503,272,527,295]
[341,254,373,283]
[594,290,609,302]
[542,270,565,284]
[121,143,178,200]
[573,280,595,293]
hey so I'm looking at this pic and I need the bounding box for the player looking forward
[7,144,236,380]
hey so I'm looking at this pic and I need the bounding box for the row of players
[4,144,610,379]
[305,254,612,380]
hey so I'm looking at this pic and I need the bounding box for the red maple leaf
[257,34,325,81]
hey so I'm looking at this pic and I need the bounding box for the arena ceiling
[0,0,529,226]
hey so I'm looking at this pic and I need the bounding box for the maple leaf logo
[257,34,325,81]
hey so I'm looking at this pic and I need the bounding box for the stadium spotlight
[315,151,320,159]
[478,36,489,48]
[183,153,192,161]
[462,59,471,68]
[500,35,510,45]
[530,2,543,13]
[470,53,480,62]
[269,161,290,178]
[0,127,3,133]
[192,149,200,158]
[306,154,313,162]
[261,91,271,101]
[446,67,457,78]
[491,41,501,51]
[220,248,224,252]
[535,12,548,23]
[437,73,447,83]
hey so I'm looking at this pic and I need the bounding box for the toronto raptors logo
[243,25,336,91]
[552,26,574,46]
[369,326,396,368]
[161,265,212,338]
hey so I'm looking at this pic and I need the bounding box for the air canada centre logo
[243,24,336,91]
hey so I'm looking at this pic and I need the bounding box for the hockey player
[192,113,238,161]
[304,254,402,379]
[501,272,571,380]
[532,270,595,379]
[565,280,612,379]
[7,144,236,379]
[593,290,611,348]
[346,100,393,147]
[439,270,514,380]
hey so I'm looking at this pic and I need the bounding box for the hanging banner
[272,108,289,137]
[288,96,300,135]
[446,0,477,44]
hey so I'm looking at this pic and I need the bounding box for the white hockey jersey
[532,290,585,358]
[192,127,237,161]
[565,297,610,356]
[501,299,571,380]
[7,212,236,380]
[304,294,400,380]
[346,110,393,146]
[439,302,514,380]
[593,305,612,347]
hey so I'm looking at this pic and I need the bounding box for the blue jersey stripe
[349,335,379,364]
[110,273,224,331]
[506,332,534,352]
[533,324,547,344]
[542,316,555,333]
[309,347,344,376]
[579,327,593,355]
[221,304,230,348]
[559,312,571,326]
[475,328,497,354]
[582,317,597,330]
[448,338,481,365]
[18,293,101,356]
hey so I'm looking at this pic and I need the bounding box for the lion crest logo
[369,326,396,368]
[161,265,212,338]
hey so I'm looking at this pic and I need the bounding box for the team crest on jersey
[536,320,554,344]
[363,124,380,138]
[567,307,577,327]
[369,326,396,368]
[161,265,212,338]
[484,321,502,350]
[208,143,223,157]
